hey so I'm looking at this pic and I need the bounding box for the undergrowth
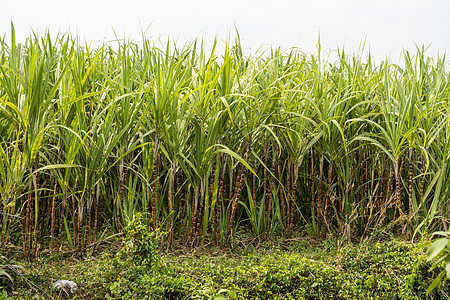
[3,218,449,299]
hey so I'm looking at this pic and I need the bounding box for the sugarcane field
[0,24,450,299]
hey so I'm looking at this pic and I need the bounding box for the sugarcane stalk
[228,158,234,209]
[169,161,176,223]
[43,184,50,234]
[4,196,15,248]
[362,153,369,226]
[378,164,385,214]
[78,200,84,254]
[291,162,299,236]
[263,134,269,219]
[317,155,324,237]
[227,164,245,236]
[227,144,250,236]
[217,154,226,241]
[50,181,57,250]
[25,198,31,259]
[408,147,413,215]
[151,133,159,228]
[279,155,286,230]
[195,179,205,244]
[285,158,291,235]
[72,193,77,249]
[0,196,4,249]
[85,193,93,248]
[324,161,333,235]
[146,183,151,226]
[0,197,6,249]
[167,162,176,243]
[58,186,67,248]
[23,190,30,258]
[310,149,316,233]
[190,187,199,240]
[252,167,257,213]
[394,159,405,235]
[117,158,124,231]
[94,183,100,240]
[181,183,190,240]
[386,168,393,216]
[209,160,217,240]
[266,143,277,233]
[177,172,184,237]
[30,155,39,259]
[420,154,425,206]
[408,146,413,238]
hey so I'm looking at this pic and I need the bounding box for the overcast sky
[1,0,449,62]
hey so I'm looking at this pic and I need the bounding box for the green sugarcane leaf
[427,270,446,294]
[432,231,450,238]
[446,260,450,279]
[214,145,256,176]
[427,238,448,261]
[34,164,82,174]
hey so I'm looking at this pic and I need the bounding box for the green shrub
[119,212,162,269]
[108,213,174,299]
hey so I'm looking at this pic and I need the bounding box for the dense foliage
[5,233,449,299]
[108,239,442,299]
[1,24,450,260]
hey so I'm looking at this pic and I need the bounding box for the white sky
[1,0,449,62]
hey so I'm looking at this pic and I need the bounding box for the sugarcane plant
[1,24,450,257]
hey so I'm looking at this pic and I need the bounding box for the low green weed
[105,238,449,299]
